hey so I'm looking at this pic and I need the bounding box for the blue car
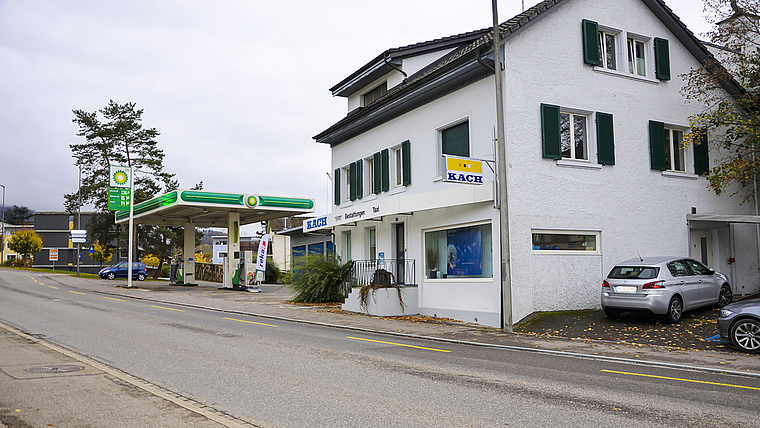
[98,262,147,281]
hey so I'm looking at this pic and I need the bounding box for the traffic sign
[49,249,58,262]
[71,229,87,244]
[89,245,94,254]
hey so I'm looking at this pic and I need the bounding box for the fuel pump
[241,250,260,292]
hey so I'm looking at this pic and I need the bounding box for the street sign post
[49,248,58,272]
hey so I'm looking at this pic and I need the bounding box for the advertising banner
[255,233,269,282]
[108,165,133,211]
[446,225,482,276]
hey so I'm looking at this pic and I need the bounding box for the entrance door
[395,223,405,285]
[690,230,714,268]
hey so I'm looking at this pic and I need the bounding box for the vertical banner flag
[255,233,269,282]
[108,165,133,211]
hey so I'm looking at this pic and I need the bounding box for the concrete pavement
[2,269,759,427]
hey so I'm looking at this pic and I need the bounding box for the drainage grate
[26,364,85,374]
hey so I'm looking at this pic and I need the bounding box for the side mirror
[708,268,715,275]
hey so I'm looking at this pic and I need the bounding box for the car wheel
[604,308,623,319]
[137,273,146,281]
[718,285,733,307]
[730,318,760,353]
[107,272,115,280]
[663,296,683,323]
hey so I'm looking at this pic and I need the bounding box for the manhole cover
[26,364,85,374]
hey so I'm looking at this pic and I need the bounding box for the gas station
[115,190,315,289]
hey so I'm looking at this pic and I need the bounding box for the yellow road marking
[103,296,126,302]
[38,283,44,286]
[601,370,760,391]
[347,336,452,353]
[48,286,58,289]
[68,291,86,295]
[150,305,184,312]
[224,317,277,327]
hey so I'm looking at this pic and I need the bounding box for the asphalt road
[1,269,759,427]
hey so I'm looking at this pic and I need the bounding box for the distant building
[31,212,118,272]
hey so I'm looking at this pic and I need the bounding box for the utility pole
[77,166,81,278]
[492,0,513,332]
[1,184,5,265]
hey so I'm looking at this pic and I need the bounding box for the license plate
[615,286,637,293]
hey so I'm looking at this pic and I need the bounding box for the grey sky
[0,0,713,222]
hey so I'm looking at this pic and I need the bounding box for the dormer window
[363,82,387,106]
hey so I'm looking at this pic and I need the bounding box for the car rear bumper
[601,291,670,315]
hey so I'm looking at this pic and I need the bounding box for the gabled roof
[329,28,492,98]
[315,0,744,147]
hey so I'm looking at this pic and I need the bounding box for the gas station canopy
[114,190,315,227]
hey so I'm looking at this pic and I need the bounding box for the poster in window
[446,226,482,276]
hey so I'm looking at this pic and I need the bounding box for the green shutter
[596,112,615,165]
[373,152,382,194]
[442,122,469,157]
[381,149,390,192]
[649,121,667,171]
[541,103,562,160]
[654,38,670,80]
[349,162,357,201]
[694,128,709,176]
[334,168,341,205]
[401,140,411,186]
[582,19,601,66]
[356,160,363,198]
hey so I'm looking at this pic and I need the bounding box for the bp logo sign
[109,165,132,188]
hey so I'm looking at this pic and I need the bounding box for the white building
[313,0,760,327]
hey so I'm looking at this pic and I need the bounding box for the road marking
[150,305,184,312]
[68,290,86,295]
[48,286,58,289]
[224,317,277,327]
[601,369,760,391]
[103,296,126,302]
[347,336,452,353]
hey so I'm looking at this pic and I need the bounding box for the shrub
[289,255,352,304]
[265,258,281,283]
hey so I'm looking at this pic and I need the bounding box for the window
[344,231,352,262]
[598,31,617,70]
[541,104,615,165]
[442,121,469,157]
[368,228,376,260]
[424,223,492,279]
[392,140,411,187]
[292,245,306,259]
[532,230,600,254]
[684,259,711,275]
[665,128,685,172]
[308,242,324,256]
[627,38,646,76]
[649,121,699,173]
[561,112,588,161]
[667,260,690,277]
[366,156,374,196]
[363,82,387,106]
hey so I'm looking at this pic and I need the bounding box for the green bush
[289,255,353,303]
[265,258,281,283]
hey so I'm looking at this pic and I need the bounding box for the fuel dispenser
[220,251,259,292]
[169,255,182,285]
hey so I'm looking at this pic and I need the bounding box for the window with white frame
[424,223,493,279]
[665,128,685,172]
[532,230,600,254]
[598,30,618,70]
[368,228,376,261]
[394,146,404,186]
[366,156,374,197]
[439,120,469,176]
[627,37,646,76]
[342,166,351,202]
[560,112,588,161]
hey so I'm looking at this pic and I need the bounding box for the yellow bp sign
[443,156,484,184]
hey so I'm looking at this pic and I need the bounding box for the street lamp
[1,184,5,265]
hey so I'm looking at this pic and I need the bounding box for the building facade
[314,0,760,327]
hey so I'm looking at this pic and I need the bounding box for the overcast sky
[0,0,713,226]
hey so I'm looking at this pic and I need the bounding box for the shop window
[531,230,600,254]
[424,223,492,279]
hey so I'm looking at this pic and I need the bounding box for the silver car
[718,298,760,353]
[601,257,732,323]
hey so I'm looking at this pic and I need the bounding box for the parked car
[718,298,760,353]
[98,262,147,281]
[601,257,732,323]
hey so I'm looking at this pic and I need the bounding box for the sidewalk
[41,273,760,376]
